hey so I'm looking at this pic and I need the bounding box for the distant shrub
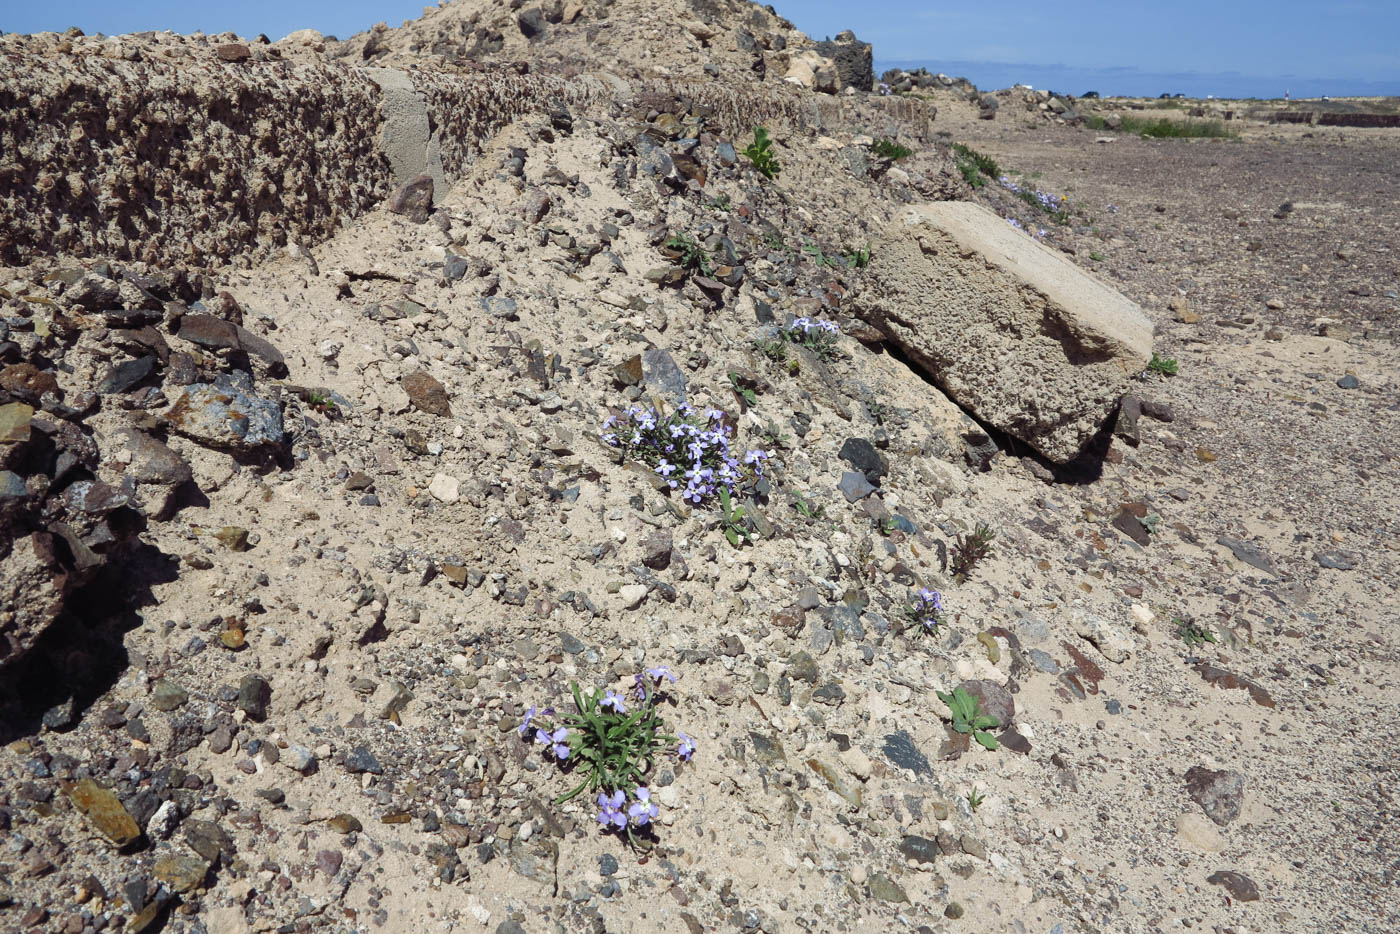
[1085,115,1236,138]
[871,138,914,160]
[951,143,1000,188]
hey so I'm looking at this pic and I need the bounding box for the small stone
[150,680,190,712]
[619,583,648,609]
[958,679,1014,727]
[806,758,862,807]
[402,371,452,416]
[898,835,938,865]
[838,470,875,502]
[1207,870,1260,901]
[1335,373,1359,389]
[388,174,434,223]
[840,747,872,781]
[345,745,384,775]
[284,745,317,774]
[237,674,271,721]
[1071,610,1134,663]
[1185,766,1245,826]
[328,813,362,834]
[882,731,932,776]
[598,853,619,877]
[641,528,673,570]
[1215,535,1277,576]
[317,848,344,876]
[428,474,461,503]
[944,902,965,919]
[215,526,251,551]
[96,356,156,394]
[62,779,141,848]
[1314,550,1355,570]
[838,437,885,485]
[153,851,210,893]
[216,42,251,62]
[867,871,909,904]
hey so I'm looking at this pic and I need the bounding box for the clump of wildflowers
[600,403,768,506]
[999,175,1070,223]
[905,587,946,634]
[521,668,693,848]
[782,317,841,361]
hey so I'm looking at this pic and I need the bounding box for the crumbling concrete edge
[365,68,446,204]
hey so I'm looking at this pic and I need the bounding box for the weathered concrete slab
[858,201,1153,462]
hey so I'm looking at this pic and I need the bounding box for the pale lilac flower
[628,787,659,826]
[677,732,696,761]
[597,790,627,831]
[646,665,678,685]
[600,689,628,714]
[518,705,538,737]
[536,726,570,760]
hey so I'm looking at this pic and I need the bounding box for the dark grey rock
[346,745,384,775]
[1336,373,1359,389]
[1215,536,1277,576]
[236,675,271,721]
[838,471,875,502]
[1314,550,1356,570]
[897,834,938,864]
[882,730,932,776]
[1207,870,1260,901]
[641,348,687,403]
[814,32,874,91]
[516,8,546,39]
[1185,765,1245,826]
[96,356,156,394]
[838,437,885,485]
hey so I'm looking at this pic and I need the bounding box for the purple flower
[646,665,678,685]
[518,705,538,737]
[597,790,627,831]
[600,689,628,714]
[536,726,570,760]
[677,732,695,761]
[628,787,659,826]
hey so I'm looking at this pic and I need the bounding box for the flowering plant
[905,587,946,634]
[999,175,1070,224]
[521,667,694,847]
[601,403,768,505]
[782,317,841,361]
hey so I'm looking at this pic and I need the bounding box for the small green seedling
[762,230,789,253]
[1148,353,1179,376]
[877,516,900,537]
[1176,617,1218,647]
[759,422,790,450]
[718,487,755,548]
[1089,250,1106,261]
[753,336,788,363]
[708,193,733,212]
[728,372,758,409]
[801,241,835,268]
[741,127,782,180]
[937,686,1000,750]
[663,234,713,277]
[966,787,986,811]
[791,491,826,520]
[950,522,996,583]
[306,391,338,416]
[842,241,872,269]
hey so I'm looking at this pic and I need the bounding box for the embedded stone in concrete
[859,201,1153,462]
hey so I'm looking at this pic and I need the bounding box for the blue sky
[7,0,1398,97]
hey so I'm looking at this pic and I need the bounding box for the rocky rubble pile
[2,2,1397,934]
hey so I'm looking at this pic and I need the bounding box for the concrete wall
[1,46,936,271]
